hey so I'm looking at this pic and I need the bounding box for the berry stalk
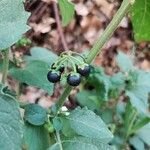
[54,0,135,114]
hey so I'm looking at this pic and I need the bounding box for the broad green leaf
[9,60,54,95]
[58,0,75,26]
[129,136,145,150]
[137,123,150,145]
[48,137,115,150]
[0,0,30,49]
[24,104,47,126]
[67,107,113,142]
[25,47,58,65]
[131,0,150,42]
[76,90,100,111]
[48,139,99,150]
[0,90,23,150]
[23,123,50,150]
[126,70,150,117]
[116,52,133,72]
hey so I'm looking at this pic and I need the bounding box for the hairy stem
[1,49,9,84]
[86,0,134,63]
[55,0,135,114]
[55,85,72,113]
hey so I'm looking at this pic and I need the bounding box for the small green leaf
[25,47,58,65]
[67,107,113,142]
[76,90,100,111]
[87,66,111,101]
[131,0,150,42]
[24,104,47,126]
[9,60,54,95]
[116,52,133,72]
[0,0,30,49]
[126,70,150,117]
[23,123,50,150]
[0,88,23,150]
[58,0,75,26]
[131,117,150,134]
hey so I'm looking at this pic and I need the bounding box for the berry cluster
[47,51,91,86]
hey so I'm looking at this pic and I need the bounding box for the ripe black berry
[47,70,61,83]
[77,64,91,76]
[67,73,81,86]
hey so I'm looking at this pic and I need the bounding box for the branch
[53,1,69,51]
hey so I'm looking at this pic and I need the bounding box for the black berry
[77,64,91,76]
[67,73,81,86]
[47,70,61,83]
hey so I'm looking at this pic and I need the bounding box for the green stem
[56,131,63,150]
[54,0,135,114]
[1,49,9,84]
[55,85,72,113]
[86,0,134,63]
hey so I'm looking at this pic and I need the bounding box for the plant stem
[56,131,63,150]
[1,49,9,84]
[86,0,134,63]
[54,0,135,114]
[55,85,72,113]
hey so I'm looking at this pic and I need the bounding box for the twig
[52,1,69,51]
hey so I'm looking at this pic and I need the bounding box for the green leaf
[58,0,75,26]
[66,107,113,142]
[131,117,150,134]
[137,123,150,145]
[129,136,145,150]
[126,70,150,117]
[23,123,50,150]
[116,52,133,72]
[60,117,76,137]
[0,0,30,49]
[48,137,115,150]
[0,89,23,150]
[9,60,54,95]
[87,66,111,101]
[76,90,100,111]
[24,104,47,126]
[131,0,150,42]
[25,47,58,65]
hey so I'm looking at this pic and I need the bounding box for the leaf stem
[1,49,9,84]
[56,131,63,150]
[54,0,135,114]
